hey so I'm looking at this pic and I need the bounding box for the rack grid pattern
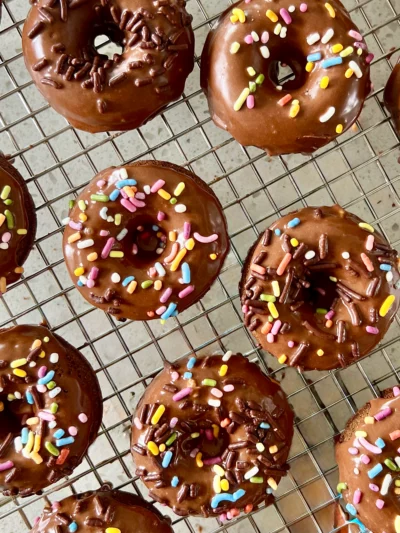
[0,0,400,531]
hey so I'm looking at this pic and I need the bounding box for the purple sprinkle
[366,53,374,64]
[366,326,379,334]
[280,7,292,24]
[129,197,146,208]
[120,189,128,199]
[374,407,392,421]
[325,310,335,320]
[369,483,379,492]
[348,447,359,455]
[349,29,363,41]
[354,42,367,49]
[135,192,145,200]
[172,387,192,402]
[101,237,115,259]
[69,220,82,231]
[203,456,222,466]
[160,288,172,304]
[157,211,166,221]
[183,222,191,239]
[170,417,178,428]
[38,411,55,421]
[38,366,47,378]
[151,179,165,193]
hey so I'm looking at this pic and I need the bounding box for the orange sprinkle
[56,448,70,465]
[360,252,374,272]
[261,322,272,335]
[277,253,292,276]
[164,242,179,264]
[220,418,231,428]
[230,509,240,517]
[251,264,266,275]
[245,504,254,514]
[325,319,333,328]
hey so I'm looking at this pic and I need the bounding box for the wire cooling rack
[0,0,400,531]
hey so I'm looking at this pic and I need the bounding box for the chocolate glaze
[0,325,102,496]
[239,205,400,371]
[22,0,194,133]
[31,485,173,533]
[131,353,294,517]
[0,155,36,289]
[63,160,229,321]
[200,0,372,156]
[336,387,400,533]
[384,59,400,134]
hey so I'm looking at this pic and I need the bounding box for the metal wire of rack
[0,0,399,530]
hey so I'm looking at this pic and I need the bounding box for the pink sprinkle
[211,388,223,398]
[277,94,292,106]
[101,237,115,259]
[121,198,136,212]
[38,366,47,378]
[88,267,99,280]
[38,411,55,421]
[157,211,166,221]
[374,407,392,421]
[203,456,222,466]
[266,333,275,343]
[325,310,335,320]
[261,31,269,43]
[78,413,88,423]
[223,384,234,392]
[129,197,146,208]
[288,341,295,348]
[160,287,172,303]
[393,386,400,397]
[86,279,95,289]
[390,430,400,441]
[349,29,363,41]
[0,461,14,472]
[68,221,82,231]
[369,483,379,491]
[173,387,192,402]
[220,513,228,523]
[135,192,145,200]
[354,42,367,49]
[376,499,385,509]
[1,232,11,243]
[36,384,46,393]
[300,3,308,11]
[280,7,292,24]
[156,306,167,316]
[271,320,282,335]
[134,417,143,430]
[51,502,61,511]
[100,230,109,236]
[205,429,214,441]
[244,34,254,44]
[97,179,106,187]
[151,179,165,193]
[190,448,199,458]
[132,244,138,254]
[171,371,179,382]
[120,189,128,199]
[348,447,359,455]
[242,304,249,313]
[68,426,78,436]
[246,95,255,109]
[360,252,374,272]
[365,53,374,64]
[358,436,382,454]
[149,267,157,278]
[170,417,178,428]
[353,489,362,504]
[179,285,195,299]
[366,326,379,334]
[361,454,370,464]
[33,517,40,526]
[183,222,191,239]
[193,232,218,244]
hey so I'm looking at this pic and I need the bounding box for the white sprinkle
[29,361,36,368]
[62,217,70,225]
[208,399,221,407]
[14,391,22,400]
[307,32,320,45]
[107,216,114,223]
[251,31,259,42]
[49,353,59,364]
[305,250,316,260]
[380,473,392,495]
[48,421,57,429]
[395,456,400,468]
[156,248,163,254]
[280,26,287,38]
[175,204,187,213]
[288,5,296,11]
[349,60,363,78]
[144,185,151,195]
[116,228,128,241]
[342,251,350,259]
[256,443,265,452]
[49,387,62,398]
[14,437,23,452]
[222,350,233,362]
[244,466,259,480]
[354,467,359,475]
[386,271,393,282]
[319,106,336,123]
[111,273,121,283]
[0,243,8,250]
[77,239,94,249]
[321,28,334,43]
[100,207,108,220]
[79,276,87,285]
[260,45,270,58]
[119,168,128,179]
[155,262,166,277]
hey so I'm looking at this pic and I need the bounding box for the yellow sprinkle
[147,441,159,456]
[290,238,299,247]
[114,214,122,226]
[185,238,195,250]
[230,42,240,54]
[278,354,287,364]
[364,416,375,424]
[106,529,122,533]
[187,379,197,389]
[379,295,396,317]
[158,189,171,201]
[151,404,165,425]
[13,369,27,378]
[221,479,230,491]
[0,277,6,294]
[213,465,225,477]
[11,358,27,368]
[331,43,343,53]
[210,253,217,260]
[359,222,374,233]
[325,2,335,17]
[17,229,28,235]
[274,23,282,35]
[23,431,34,457]
[269,445,278,454]
[159,444,166,452]
[357,48,363,56]
[219,364,228,377]
[39,350,46,359]
[266,9,278,22]
[305,62,314,72]
[212,424,219,438]
[30,452,43,465]
[7,394,15,402]
[247,67,256,77]
[109,251,124,258]
[74,267,84,277]
[232,7,246,22]
[43,337,49,342]
[169,231,177,242]
[127,281,137,294]
[355,430,367,438]
[345,68,354,78]
[292,99,299,105]
[336,124,343,134]
[87,252,98,262]
[230,14,238,23]
[320,76,330,89]
[396,480,400,487]
[395,488,400,496]
[196,452,203,467]
[154,280,162,290]
[395,515,400,533]
[123,186,135,198]
[31,339,42,350]
[340,46,354,57]
[317,349,324,357]
[0,214,5,227]
[213,475,221,494]
[68,232,81,244]
[78,213,87,222]
[14,267,24,274]
[290,104,300,118]
[26,417,39,425]
[268,301,279,319]
[33,435,41,453]
[267,477,278,491]
[0,402,4,412]
[78,200,86,211]
[234,88,250,111]
[271,281,280,297]
[171,248,187,272]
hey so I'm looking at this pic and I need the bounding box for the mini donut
[201,0,372,155]
[131,353,294,518]
[31,485,174,532]
[336,386,400,533]
[63,161,229,321]
[22,0,194,133]
[384,59,400,134]
[0,155,36,292]
[0,324,102,497]
[239,205,400,371]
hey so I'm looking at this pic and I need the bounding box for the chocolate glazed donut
[201,0,372,156]
[22,0,194,133]
[384,59,400,134]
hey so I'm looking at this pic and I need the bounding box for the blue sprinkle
[211,489,246,509]
[183,372,192,379]
[109,189,120,201]
[68,522,78,533]
[375,437,385,449]
[162,450,173,468]
[155,262,166,277]
[56,437,75,447]
[53,429,65,439]
[187,357,197,370]
[182,262,191,284]
[171,310,179,317]
[21,427,29,444]
[348,518,368,532]
[274,228,281,236]
[345,503,357,516]
[380,264,391,271]
[171,476,179,487]
[77,280,84,287]
[368,463,383,479]
[38,370,55,386]
[161,303,177,320]
[321,56,343,68]
[287,217,300,228]
[26,391,34,405]
[122,276,135,287]
[260,422,270,429]
[266,488,273,494]
[307,52,321,62]
[152,225,159,231]
[116,179,137,189]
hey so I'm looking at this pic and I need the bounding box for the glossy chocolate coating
[384,59,400,134]
[239,205,400,371]
[22,0,194,133]
[31,486,174,532]
[0,156,36,288]
[63,160,229,321]
[131,354,294,517]
[336,388,400,533]
[0,325,102,497]
[201,0,371,156]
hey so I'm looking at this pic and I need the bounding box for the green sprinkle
[250,476,264,483]
[268,316,274,323]
[202,379,217,387]
[4,210,14,229]
[90,194,109,202]
[170,198,177,205]
[384,458,398,471]
[50,402,58,414]
[337,482,347,493]
[69,200,75,209]
[141,280,153,289]
[4,199,12,206]
[47,381,56,390]
[329,276,338,282]
[256,73,265,85]
[249,81,257,93]
[45,442,60,456]
[260,294,276,303]
[166,433,177,446]
[316,308,328,314]
[1,186,11,200]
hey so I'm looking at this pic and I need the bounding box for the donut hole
[121,217,167,266]
[268,50,307,90]
[0,398,29,438]
[94,26,124,59]
[301,271,338,319]
[181,426,230,460]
